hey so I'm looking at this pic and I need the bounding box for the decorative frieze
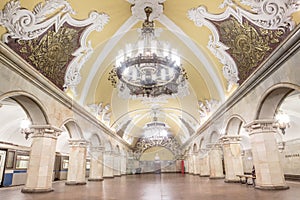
[68,139,88,147]
[31,125,62,139]
[244,119,277,135]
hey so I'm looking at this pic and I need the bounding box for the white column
[221,136,244,183]
[103,151,114,178]
[113,153,121,177]
[188,155,194,174]
[88,147,104,181]
[245,120,289,190]
[184,157,189,173]
[193,153,200,175]
[22,125,61,193]
[120,155,127,175]
[199,155,210,177]
[66,139,87,185]
[208,144,224,179]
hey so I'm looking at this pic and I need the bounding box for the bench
[236,175,256,186]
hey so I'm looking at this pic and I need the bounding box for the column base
[88,178,104,181]
[225,179,240,183]
[65,181,87,185]
[200,175,210,177]
[21,187,54,193]
[114,175,122,177]
[255,185,289,190]
[103,176,114,179]
[209,176,225,179]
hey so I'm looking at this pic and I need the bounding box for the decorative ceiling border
[133,136,182,159]
[0,0,109,94]
[188,0,300,90]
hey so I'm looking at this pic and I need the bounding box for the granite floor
[0,174,300,200]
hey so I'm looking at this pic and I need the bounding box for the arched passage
[246,83,300,190]
[256,84,300,119]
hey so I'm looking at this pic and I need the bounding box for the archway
[140,146,175,173]
[0,92,49,187]
[249,83,300,189]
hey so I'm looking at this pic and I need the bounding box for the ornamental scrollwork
[0,0,110,92]
[188,0,299,89]
[133,136,182,159]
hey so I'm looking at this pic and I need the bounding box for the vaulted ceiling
[1,0,300,147]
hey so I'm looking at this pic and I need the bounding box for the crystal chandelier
[109,7,188,98]
[143,108,169,141]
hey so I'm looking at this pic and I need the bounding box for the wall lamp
[275,111,290,135]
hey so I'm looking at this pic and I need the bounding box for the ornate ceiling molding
[0,0,109,93]
[188,0,300,90]
[128,0,165,21]
[133,136,182,159]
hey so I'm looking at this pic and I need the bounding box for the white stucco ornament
[188,0,300,91]
[0,0,110,94]
[128,0,165,21]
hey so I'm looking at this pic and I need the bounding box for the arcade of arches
[0,0,300,199]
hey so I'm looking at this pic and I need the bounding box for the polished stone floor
[1,174,300,200]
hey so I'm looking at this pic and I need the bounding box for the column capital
[69,139,88,147]
[89,146,105,152]
[220,135,242,144]
[244,119,277,136]
[206,143,222,149]
[31,125,62,139]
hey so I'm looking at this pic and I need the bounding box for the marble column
[184,158,189,173]
[189,155,194,174]
[88,147,104,181]
[221,136,244,183]
[22,125,61,193]
[120,155,127,175]
[193,153,200,175]
[103,151,114,178]
[199,153,210,177]
[113,153,121,177]
[245,120,288,190]
[66,139,88,185]
[208,144,224,179]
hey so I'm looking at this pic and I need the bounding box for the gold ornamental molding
[188,0,300,90]
[0,0,110,93]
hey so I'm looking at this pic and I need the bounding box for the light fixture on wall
[20,118,33,140]
[275,110,290,135]
[108,6,188,98]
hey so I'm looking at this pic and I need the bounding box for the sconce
[275,111,290,135]
[20,119,33,140]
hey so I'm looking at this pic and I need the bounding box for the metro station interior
[0,0,300,199]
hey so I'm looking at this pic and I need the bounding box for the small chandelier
[20,118,33,140]
[109,7,188,98]
[275,110,290,135]
[143,108,169,142]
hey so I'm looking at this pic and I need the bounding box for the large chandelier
[109,7,188,98]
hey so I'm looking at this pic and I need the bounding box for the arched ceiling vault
[1,0,300,148]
